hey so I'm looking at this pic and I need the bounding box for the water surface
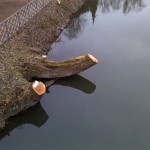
[1,0,150,149]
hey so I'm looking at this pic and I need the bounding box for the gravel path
[0,0,31,22]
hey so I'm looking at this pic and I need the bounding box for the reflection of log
[56,75,96,94]
[0,103,48,140]
[34,54,98,79]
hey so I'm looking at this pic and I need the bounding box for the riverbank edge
[2,0,86,53]
[0,0,86,129]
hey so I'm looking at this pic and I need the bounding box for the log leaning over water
[31,54,98,95]
[34,54,98,79]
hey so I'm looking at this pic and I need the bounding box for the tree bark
[33,54,98,79]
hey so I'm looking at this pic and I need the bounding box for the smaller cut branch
[34,54,98,79]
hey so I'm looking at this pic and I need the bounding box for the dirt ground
[0,0,31,22]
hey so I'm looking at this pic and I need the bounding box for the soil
[0,0,31,22]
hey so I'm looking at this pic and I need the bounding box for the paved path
[0,0,31,22]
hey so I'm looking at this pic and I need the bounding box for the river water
[1,0,150,149]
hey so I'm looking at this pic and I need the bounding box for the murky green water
[1,0,150,149]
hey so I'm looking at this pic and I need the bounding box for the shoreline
[0,0,86,129]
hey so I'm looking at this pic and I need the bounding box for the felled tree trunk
[0,0,98,129]
[30,54,98,79]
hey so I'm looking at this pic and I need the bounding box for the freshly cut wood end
[32,81,46,95]
[87,54,98,64]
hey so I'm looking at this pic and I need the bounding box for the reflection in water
[56,75,96,94]
[65,0,144,40]
[64,16,87,40]
[81,0,99,23]
[99,0,145,14]
[0,75,96,140]
[0,103,48,140]
[64,0,99,39]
